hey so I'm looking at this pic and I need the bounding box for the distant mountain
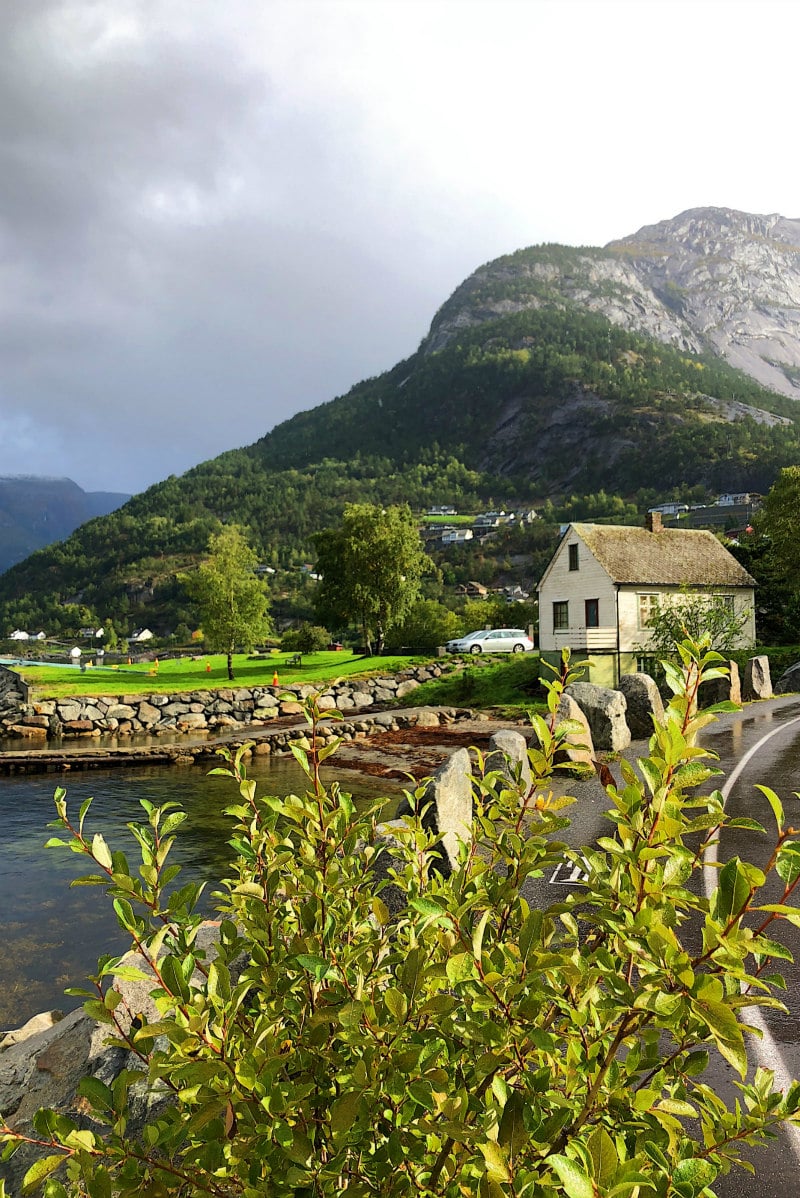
[0,476,129,574]
[2,206,800,636]
[428,207,800,399]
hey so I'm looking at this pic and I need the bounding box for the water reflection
[0,757,400,1030]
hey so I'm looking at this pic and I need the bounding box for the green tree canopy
[756,465,800,577]
[181,525,271,680]
[313,503,431,654]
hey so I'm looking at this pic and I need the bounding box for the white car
[446,628,534,654]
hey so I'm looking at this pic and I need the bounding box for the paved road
[524,696,800,1198]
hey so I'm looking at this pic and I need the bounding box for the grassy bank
[18,651,427,699]
[407,654,543,716]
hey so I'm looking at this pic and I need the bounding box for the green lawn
[19,651,427,699]
[420,513,476,526]
[403,653,544,715]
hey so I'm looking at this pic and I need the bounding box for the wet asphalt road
[524,695,800,1198]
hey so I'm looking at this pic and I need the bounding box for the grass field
[18,651,427,699]
[407,654,544,715]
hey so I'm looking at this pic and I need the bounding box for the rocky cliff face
[425,207,800,400]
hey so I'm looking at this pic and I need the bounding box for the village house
[537,514,756,685]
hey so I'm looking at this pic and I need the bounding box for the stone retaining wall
[0,665,442,742]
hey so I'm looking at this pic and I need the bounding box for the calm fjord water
[0,758,399,1030]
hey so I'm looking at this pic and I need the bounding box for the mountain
[2,206,800,637]
[0,476,130,575]
[428,207,800,399]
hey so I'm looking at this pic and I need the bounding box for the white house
[441,528,473,544]
[129,628,155,643]
[537,514,756,685]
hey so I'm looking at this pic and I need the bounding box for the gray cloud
[1,0,799,492]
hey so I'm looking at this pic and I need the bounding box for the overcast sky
[2,0,799,494]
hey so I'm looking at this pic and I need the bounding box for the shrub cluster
[3,640,800,1196]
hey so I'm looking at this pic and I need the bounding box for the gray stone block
[565,682,631,752]
[618,673,665,739]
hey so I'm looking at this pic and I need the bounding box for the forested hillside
[2,304,799,637]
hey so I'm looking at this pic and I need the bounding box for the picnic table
[286,652,302,667]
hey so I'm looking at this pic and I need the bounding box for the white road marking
[549,852,591,885]
[702,712,800,1157]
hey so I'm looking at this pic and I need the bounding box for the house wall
[621,586,756,653]
[538,531,618,654]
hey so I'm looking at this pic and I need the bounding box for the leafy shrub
[4,640,800,1196]
[281,624,331,654]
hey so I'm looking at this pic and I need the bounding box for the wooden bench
[286,652,302,668]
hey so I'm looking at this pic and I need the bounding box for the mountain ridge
[3,205,800,636]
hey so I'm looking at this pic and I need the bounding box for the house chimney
[646,512,663,533]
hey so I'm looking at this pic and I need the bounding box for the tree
[639,586,752,659]
[7,639,800,1195]
[313,503,431,655]
[756,465,800,579]
[181,525,271,680]
[385,599,462,651]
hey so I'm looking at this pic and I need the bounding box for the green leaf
[91,833,112,871]
[549,1153,594,1198]
[446,952,477,985]
[479,1141,511,1184]
[672,1157,718,1193]
[713,857,750,923]
[22,1156,65,1194]
[587,1126,618,1186]
[472,908,491,962]
[384,987,408,1021]
[296,953,337,982]
[776,843,800,885]
[756,785,784,834]
[76,1077,114,1113]
[160,954,191,1002]
[330,1090,362,1139]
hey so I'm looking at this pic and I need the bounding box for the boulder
[618,673,665,739]
[565,682,631,752]
[743,655,773,701]
[699,659,741,707]
[484,728,532,795]
[553,694,594,767]
[396,747,473,872]
[395,679,420,699]
[775,662,800,695]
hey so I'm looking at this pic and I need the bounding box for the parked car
[446,628,534,654]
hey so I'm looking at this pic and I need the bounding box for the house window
[638,593,659,630]
[715,594,735,614]
[553,601,569,631]
[568,544,579,571]
[585,598,599,628]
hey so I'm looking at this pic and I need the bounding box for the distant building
[648,502,689,516]
[129,628,154,643]
[9,629,29,640]
[427,505,457,515]
[441,528,473,544]
[717,492,760,507]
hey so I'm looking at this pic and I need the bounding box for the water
[0,758,400,1031]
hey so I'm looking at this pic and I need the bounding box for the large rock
[484,729,532,795]
[618,673,665,739]
[743,655,773,701]
[699,659,741,707]
[775,662,800,695]
[395,747,472,872]
[553,693,594,767]
[565,682,631,752]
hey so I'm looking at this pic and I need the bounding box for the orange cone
[272,670,279,687]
